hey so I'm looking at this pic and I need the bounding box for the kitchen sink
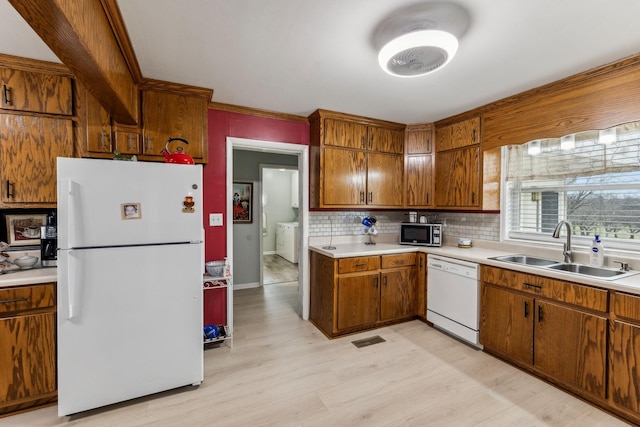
[546,263,638,280]
[490,254,639,281]
[490,255,559,266]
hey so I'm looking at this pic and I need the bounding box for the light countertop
[0,267,57,289]
[309,235,640,296]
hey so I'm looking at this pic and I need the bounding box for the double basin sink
[490,255,638,281]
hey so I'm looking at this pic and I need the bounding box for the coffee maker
[40,212,57,267]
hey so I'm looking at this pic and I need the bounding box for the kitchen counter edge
[309,243,640,295]
[0,268,57,288]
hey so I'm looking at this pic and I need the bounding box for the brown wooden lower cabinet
[479,266,640,423]
[481,284,533,366]
[336,273,379,330]
[534,299,607,399]
[310,251,418,338]
[609,292,640,419]
[0,283,57,417]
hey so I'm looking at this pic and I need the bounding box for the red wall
[203,109,309,261]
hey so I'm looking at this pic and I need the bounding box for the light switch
[209,213,223,226]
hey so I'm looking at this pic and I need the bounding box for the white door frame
[226,137,310,320]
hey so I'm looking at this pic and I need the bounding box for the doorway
[226,137,310,320]
[261,166,299,286]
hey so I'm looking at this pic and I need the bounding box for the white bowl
[14,255,38,269]
[205,260,225,277]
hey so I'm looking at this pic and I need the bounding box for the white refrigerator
[56,158,204,416]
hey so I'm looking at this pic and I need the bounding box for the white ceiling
[2,0,640,124]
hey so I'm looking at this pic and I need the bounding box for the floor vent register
[351,335,386,348]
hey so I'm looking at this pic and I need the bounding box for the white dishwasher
[427,254,481,348]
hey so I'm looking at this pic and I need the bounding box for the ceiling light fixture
[373,2,470,78]
[378,29,458,77]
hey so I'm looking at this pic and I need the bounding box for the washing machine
[276,222,299,264]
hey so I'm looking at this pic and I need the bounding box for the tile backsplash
[308,211,500,242]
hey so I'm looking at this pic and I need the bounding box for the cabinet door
[434,145,480,208]
[609,320,640,414]
[322,147,366,206]
[380,267,417,322]
[368,126,404,154]
[367,152,403,207]
[141,90,206,160]
[336,273,379,331]
[405,154,433,207]
[534,300,607,399]
[435,117,480,152]
[0,312,56,413]
[114,131,141,155]
[85,90,112,154]
[405,125,433,154]
[0,68,72,115]
[324,118,367,149]
[480,284,533,366]
[0,114,73,204]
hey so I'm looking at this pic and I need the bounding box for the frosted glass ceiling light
[598,127,617,144]
[527,140,541,156]
[560,134,575,150]
[378,30,458,77]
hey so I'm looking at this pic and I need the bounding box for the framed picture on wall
[232,182,253,224]
[6,214,47,246]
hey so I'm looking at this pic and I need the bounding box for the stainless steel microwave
[399,223,442,247]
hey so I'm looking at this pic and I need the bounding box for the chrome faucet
[552,220,572,263]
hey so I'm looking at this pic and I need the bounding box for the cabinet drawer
[482,266,608,312]
[381,253,416,269]
[612,292,640,323]
[0,284,55,315]
[338,256,380,274]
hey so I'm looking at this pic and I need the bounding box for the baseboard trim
[233,282,260,290]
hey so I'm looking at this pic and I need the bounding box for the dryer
[276,222,299,264]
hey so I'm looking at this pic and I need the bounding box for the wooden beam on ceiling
[9,0,140,124]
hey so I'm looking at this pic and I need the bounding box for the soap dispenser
[589,235,604,267]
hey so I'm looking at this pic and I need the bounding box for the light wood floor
[4,283,630,426]
[263,254,298,285]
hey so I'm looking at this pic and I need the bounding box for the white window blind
[504,121,640,249]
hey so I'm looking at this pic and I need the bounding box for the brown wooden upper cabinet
[309,109,405,208]
[0,67,72,116]
[404,124,434,208]
[141,89,208,162]
[0,114,73,207]
[434,116,481,209]
[76,79,211,164]
[435,116,480,151]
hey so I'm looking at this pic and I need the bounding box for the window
[503,121,640,251]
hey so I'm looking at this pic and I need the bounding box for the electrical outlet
[209,213,223,227]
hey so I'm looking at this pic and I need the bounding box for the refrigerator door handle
[59,250,77,320]
[68,250,76,320]
[60,179,77,248]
